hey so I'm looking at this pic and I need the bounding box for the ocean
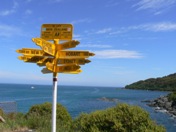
[0,83,176,132]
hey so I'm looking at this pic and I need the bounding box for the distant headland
[125,73,176,91]
[125,73,176,117]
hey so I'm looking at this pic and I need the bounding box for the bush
[25,102,72,131]
[73,104,166,132]
[0,109,4,116]
[168,92,176,102]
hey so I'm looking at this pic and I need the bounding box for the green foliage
[73,104,166,132]
[125,73,176,91]
[168,92,176,102]
[25,102,72,131]
[0,109,4,116]
[0,103,166,132]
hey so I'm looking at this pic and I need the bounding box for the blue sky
[0,0,176,87]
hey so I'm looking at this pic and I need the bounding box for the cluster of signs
[16,24,95,74]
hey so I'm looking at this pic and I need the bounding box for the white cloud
[128,22,176,32]
[0,24,23,37]
[94,50,143,59]
[142,22,176,31]
[95,28,112,34]
[133,0,176,14]
[26,0,32,2]
[25,9,32,15]
[0,1,19,16]
[105,1,119,7]
[79,44,112,48]
[109,22,176,35]
[48,0,63,3]
[71,18,92,24]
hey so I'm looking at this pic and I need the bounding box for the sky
[0,0,176,87]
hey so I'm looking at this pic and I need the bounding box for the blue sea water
[0,83,176,132]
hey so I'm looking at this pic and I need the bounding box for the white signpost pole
[52,74,57,132]
[52,39,59,132]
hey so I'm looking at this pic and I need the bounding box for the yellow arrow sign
[57,40,80,50]
[32,38,55,56]
[58,51,95,58]
[16,48,50,56]
[41,24,73,40]
[18,55,90,67]
[18,55,53,64]
[41,68,52,74]
[38,58,91,66]
[41,68,82,74]
[46,62,80,73]
[58,58,90,65]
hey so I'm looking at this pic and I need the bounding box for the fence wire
[0,101,17,114]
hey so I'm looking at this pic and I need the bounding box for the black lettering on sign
[46,28,52,31]
[84,52,88,56]
[64,66,71,71]
[54,28,61,31]
[30,57,41,62]
[55,32,59,36]
[56,25,61,27]
[66,52,80,56]
[63,59,76,64]
[31,50,34,54]
[62,28,67,31]
[78,60,83,63]
[36,51,39,54]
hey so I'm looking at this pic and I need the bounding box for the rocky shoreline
[143,95,176,117]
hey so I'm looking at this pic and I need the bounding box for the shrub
[73,103,166,132]
[25,102,72,131]
[168,92,176,102]
[0,109,4,116]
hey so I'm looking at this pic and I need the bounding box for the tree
[73,104,166,132]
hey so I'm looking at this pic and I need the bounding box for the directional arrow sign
[58,58,90,65]
[41,68,82,74]
[57,40,79,50]
[32,38,55,56]
[46,62,80,73]
[16,48,50,56]
[41,68,52,74]
[18,55,53,64]
[41,24,73,40]
[60,69,82,74]
[57,51,95,58]
[37,58,90,67]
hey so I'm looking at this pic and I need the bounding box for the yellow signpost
[46,62,80,73]
[58,51,95,58]
[16,23,95,132]
[16,48,50,56]
[32,38,56,56]
[18,55,53,64]
[58,58,91,65]
[41,24,73,40]
[57,40,80,50]
[41,68,82,74]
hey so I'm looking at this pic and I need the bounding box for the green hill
[125,73,176,91]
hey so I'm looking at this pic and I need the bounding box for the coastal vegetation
[125,73,176,91]
[0,102,165,132]
[125,73,176,117]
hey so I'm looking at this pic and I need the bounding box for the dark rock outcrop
[98,97,118,102]
[144,95,176,117]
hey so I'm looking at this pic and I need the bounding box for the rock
[98,97,118,102]
[164,102,172,110]
[171,100,176,108]
[144,95,176,117]
[0,116,5,123]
